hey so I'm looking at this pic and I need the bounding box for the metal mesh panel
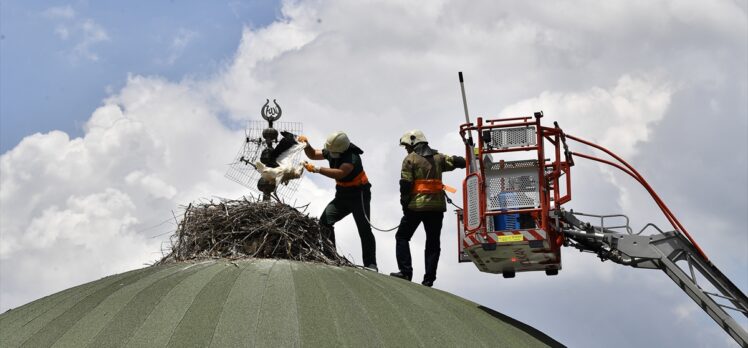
[457,210,471,263]
[484,160,540,210]
[225,120,304,202]
[486,176,538,209]
[489,126,536,149]
[465,175,481,230]
[486,159,538,170]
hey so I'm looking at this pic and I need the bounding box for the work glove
[297,135,310,147]
[303,161,319,173]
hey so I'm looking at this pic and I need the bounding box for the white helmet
[399,129,428,146]
[324,131,350,154]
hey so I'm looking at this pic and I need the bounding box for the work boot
[421,279,434,287]
[389,272,412,281]
[365,264,379,272]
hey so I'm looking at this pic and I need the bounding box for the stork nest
[158,198,351,266]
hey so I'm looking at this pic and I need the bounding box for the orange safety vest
[336,171,369,187]
[411,179,457,194]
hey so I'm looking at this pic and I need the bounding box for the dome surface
[0,259,562,347]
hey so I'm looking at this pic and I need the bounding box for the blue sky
[1,1,746,347]
[1,0,280,151]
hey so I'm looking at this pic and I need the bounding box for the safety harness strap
[411,179,457,194]
[336,171,369,187]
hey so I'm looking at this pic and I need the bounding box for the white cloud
[54,25,70,40]
[125,171,178,200]
[0,189,158,311]
[3,1,746,347]
[72,19,110,61]
[23,189,139,250]
[499,75,673,159]
[42,5,76,19]
[160,28,198,66]
[42,6,110,62]
[0,73,241,311]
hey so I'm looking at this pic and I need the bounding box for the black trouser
[319,190,377,267]
[395,210,443,282]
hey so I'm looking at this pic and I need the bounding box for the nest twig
[157,197,351,266]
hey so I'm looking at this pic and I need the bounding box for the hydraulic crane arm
[554,209,748,347]
[452,105,745,345]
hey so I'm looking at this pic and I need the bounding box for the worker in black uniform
[390,130,466,287]
[299,131,377,271]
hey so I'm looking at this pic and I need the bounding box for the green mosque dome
[0,259,562,347]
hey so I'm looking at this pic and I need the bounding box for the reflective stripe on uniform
[412,179,444,194]
[411,179,458,194]
[336,171,369,187]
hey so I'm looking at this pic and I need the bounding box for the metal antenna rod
[458,72,478,173]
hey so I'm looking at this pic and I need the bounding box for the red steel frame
[457,111,707,266]
[459,112,573,255]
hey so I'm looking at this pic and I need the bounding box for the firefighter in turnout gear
[299,131,378,271]
[390,130,466,286]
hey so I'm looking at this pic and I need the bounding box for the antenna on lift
[458,72,478,173]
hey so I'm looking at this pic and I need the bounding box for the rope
[359,190,462,233]
[445,192,463,210]
[360,191,400,232]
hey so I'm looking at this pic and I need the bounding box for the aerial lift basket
[457,113,572,277]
